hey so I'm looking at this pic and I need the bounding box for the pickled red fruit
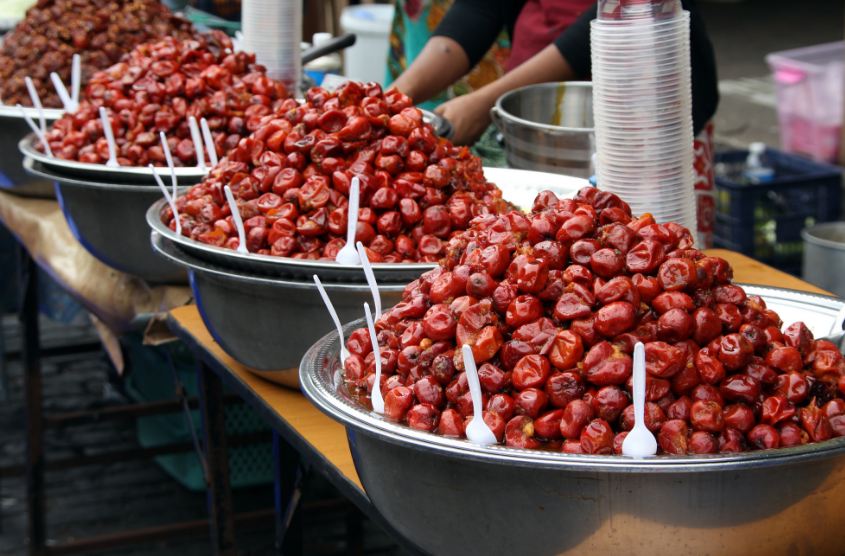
[384,386,414,421]
[504,415,540,449]
[339,186,845,455]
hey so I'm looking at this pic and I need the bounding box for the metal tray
[146,167,589,282]
[299,285,845,555]
[19,133,210,184]
[152,231,406,375]
[25,158,187,283]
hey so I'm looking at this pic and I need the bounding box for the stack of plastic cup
[241,0,302,94]
[591,0,697,238]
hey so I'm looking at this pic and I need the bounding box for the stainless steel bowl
[300,285,845,556]
[0,105,62,197]
[152,232,406,376]
[802,222,845,297]
[491,82,594,179]
[19,133,210,183]
[24,158,188,283]
[146,167,588,283]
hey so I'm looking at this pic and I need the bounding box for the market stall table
[165,248,831,555]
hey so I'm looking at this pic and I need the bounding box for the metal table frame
[4,243,271,555]
[167,312,426,556]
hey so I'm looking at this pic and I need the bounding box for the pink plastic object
[767,41,844,163]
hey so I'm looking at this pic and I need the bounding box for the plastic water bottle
[743,142,775,184]
[304,33,342,86]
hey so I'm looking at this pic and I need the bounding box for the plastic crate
[766,41,844,163]
[123,333,272,491]
[714,148,843,275]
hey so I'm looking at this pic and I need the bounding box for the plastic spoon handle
[346,177,360,250]
[71,54,81,105]
[49,72,76,113]
[356,241,381,320]
[462,344,497,445]
[633,341,646,425]
[463,344,485,420]
[364,302,384,414]
[159,132,178,195]
[24,77,47,137]
[18,104,52,157]
[224,185,249,254]
[313,275,350,364]
[188,116,205,172]
[150,164,181,236]
[98,107,118,167]
[200,118,218,166]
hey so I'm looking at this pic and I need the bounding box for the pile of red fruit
[160,82,509,262]
[343,187,845,455]
[0,0,194,107]
[42,31,290,166]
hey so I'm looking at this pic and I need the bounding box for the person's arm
[391,0,504,104]
[436,44,577,145]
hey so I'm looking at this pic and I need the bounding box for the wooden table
[166,249,831,556]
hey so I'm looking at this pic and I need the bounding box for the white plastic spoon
[334,176,360,264]
[70,54,81,107]
[150,164,181,236]
[159,131,178,191]
[364,302,384,414]
[24,77,47,138]
[356,241,381,320]
[98,107,118,167]
[622,342,658,458]
[17,104,52,157]
[200,118,218,166]
[49,72,77,113]
[223,185,249,254]
[188,116,205,172]
[462,344,497,445]
[313,275,350,365]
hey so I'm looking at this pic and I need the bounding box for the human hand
[435,90,495,146]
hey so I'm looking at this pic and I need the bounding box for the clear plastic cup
[591,28,687,46]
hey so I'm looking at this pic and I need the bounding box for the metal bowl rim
[151,231,407,290]
[494,81,595,134]
[801,222,845,251]
[0,103,63,120]
[300,284,845,473]
[19,134,210,179]
[24,157,174,192]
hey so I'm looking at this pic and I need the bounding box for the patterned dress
[385,0,511,110]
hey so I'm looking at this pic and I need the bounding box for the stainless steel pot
[803,222,845,297]
[490,82,594,179]
[300,285,845,556]
[0,106,62,197]
[24,158,188,283]
[152,232,405,377]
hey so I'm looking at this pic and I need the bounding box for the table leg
[197,361,236,556]
[273,431,304,556]
[20,249,45,556]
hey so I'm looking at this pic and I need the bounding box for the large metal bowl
[491,82,594,179]
[0,105,62,197]
[24,158,188,284]
[146,167,589,282]
[151,232,406,377]
[300,285,845,555]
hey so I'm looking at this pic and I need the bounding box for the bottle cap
[312,32,332,46]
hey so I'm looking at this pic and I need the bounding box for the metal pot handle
[489,105,504,132]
